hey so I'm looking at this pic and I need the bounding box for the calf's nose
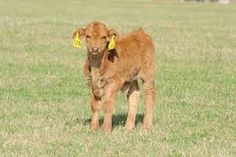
[91,47,99,52]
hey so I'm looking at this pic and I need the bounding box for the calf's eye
[101,36,106,40]
[86,35,91,39]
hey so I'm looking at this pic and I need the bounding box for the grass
[0,0,236,156]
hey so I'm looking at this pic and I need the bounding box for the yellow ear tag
[73,33,81,48]
[108,35,115,50]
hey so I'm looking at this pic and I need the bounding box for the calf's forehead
[85,22,108,36]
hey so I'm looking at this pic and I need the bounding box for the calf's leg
[91,95,102,130]
[102,82,121,132]
[102,93,117,132]
[142,79,155,129]
[125,80,140,130]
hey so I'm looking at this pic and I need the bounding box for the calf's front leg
[126,80,140,130]
[102,82,120,132]
[91,94,102,130]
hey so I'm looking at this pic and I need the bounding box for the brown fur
[73,21,156,132]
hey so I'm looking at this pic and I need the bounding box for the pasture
[0,0,235,156]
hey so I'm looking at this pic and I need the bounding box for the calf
[73,21,156,132]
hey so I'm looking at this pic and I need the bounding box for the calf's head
[73,21,118,55]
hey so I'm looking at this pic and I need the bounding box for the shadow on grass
[83,113,144,128]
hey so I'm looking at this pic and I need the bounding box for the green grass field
[0,0,236,156]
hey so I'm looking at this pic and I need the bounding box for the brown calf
[73,21,156,132]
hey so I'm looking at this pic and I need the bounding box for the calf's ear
[72,28,85,39]
[108,29,119,40]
